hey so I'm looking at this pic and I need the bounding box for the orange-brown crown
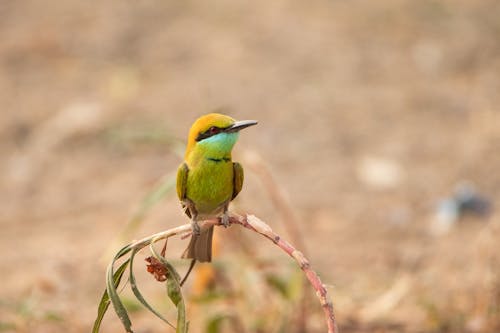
[185,113,236,158]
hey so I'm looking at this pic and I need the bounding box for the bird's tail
[181,225,213,262]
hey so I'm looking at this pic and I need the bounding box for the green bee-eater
[177,113,257,262]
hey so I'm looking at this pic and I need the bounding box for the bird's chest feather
[186,160,233,214]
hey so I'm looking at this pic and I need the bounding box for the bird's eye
[209,127,219,134]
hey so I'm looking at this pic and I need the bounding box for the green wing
[232,162,244,200]
[176,162,192,218]
[176,163,189,201]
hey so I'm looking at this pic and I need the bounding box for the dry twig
[97,213,338,333]
[228,214,338,333]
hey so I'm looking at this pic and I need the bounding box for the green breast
[186,159,234,215]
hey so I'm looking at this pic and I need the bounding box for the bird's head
[185,113,257,161]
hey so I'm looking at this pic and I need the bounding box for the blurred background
[1,0,500,332]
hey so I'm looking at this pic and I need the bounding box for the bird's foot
[191,220,201,236]
[221,213,230,228]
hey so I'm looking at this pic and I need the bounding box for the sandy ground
[1,1,500,332]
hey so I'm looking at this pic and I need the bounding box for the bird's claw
[221,213,230,228]
[191,220,201,236]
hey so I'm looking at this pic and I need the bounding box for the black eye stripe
[195,126,226,142]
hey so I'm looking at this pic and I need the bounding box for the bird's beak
[226,120,258,133]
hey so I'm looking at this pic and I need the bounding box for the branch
[226,213,338,333]
[161,213,338,333]
[98,213,338,333]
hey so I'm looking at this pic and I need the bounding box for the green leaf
[121,297,143,313]
[115,244,134,261]
[174,300,188,333]
[129,248,175,329]
[92,259,130,333]
[265,267,304,301]
[286,267,304,301]
[167,277,182,306]
[206,314,226,333]
[150,241,188,333]
[266,274,289,298]
[107,251,134,332]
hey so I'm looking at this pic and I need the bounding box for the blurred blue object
[432,183,493,235]
[454,183,492,217]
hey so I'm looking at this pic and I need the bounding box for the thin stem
[228,214,338,333]
[161,238,168,257]
[126,214,338,333]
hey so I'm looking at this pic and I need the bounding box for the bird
[177,113,257,264]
